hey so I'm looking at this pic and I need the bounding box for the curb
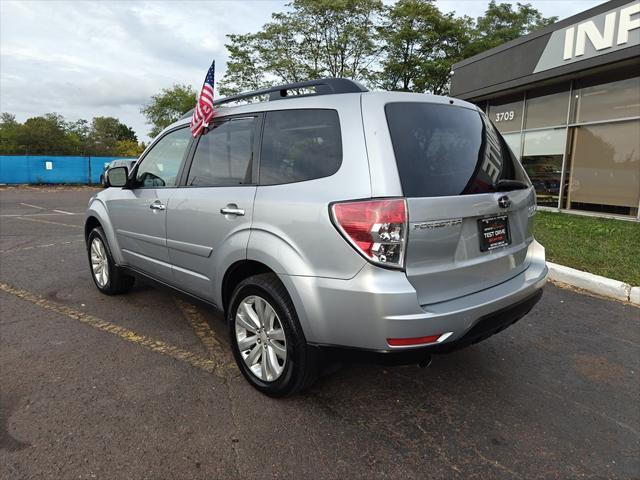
[547,262,639,306]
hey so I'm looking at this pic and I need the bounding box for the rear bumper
[278,239,548,352]
[311,289,543,365]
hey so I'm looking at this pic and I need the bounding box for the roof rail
[180,78,368,119]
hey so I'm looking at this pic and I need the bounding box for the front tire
[87,227,134,295]
[228,273,319,397]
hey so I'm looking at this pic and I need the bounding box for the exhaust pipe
[418,355,432,368]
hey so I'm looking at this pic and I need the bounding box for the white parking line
[0,213,80,217]
[53,209,75,215]
[0,238,84,254]
[15,216,81,228]
[20,202,46,210]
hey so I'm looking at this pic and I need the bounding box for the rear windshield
[385,102,525,197]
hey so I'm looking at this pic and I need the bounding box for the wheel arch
[84,215,101,241]
[221,260,274,314]
[85,201,124,265]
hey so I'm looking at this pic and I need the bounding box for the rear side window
[385,102,524,197]
[187,117,256,186]
[259,109,342,185]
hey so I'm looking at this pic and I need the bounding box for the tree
[140,84,196,137]
[465,1,557,57]
[377,0,472,94]
[88,116,139,156]
[218,0,383,96]
[115,139,144,157]
[0,113,20,154]
[376,0,555,95]
[219,0,553,97]
[14,113,74,155]
[0,113,141,156]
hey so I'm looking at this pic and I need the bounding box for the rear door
[383,101,535,305]
[106,126,192,282]
[166,116,259,302]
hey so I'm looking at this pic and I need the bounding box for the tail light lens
[331,198,407,269]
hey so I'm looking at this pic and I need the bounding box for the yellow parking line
[0,282,222,377]
[16,216,81,229]
[175,299,222,353]
[174,299,237,377]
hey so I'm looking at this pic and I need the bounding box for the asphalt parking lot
[1,186,638,479]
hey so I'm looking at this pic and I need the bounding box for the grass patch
[533,211,640,285]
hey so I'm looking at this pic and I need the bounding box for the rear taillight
[330,198,407,269]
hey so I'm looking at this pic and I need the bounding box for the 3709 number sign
[495,111,515,122]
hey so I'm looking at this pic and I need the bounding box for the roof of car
[168,86,478,133]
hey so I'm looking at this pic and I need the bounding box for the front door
[167,116,259,302]
[106,126,193,282]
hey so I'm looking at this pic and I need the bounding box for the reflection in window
[187,118,255,187]
[567,120,640,216]
[259,110,342,185]
[573,77,640,123]
[524,89,569,129]
[502,132,522,160]
[136,127,192,187]
[521,129,567,207]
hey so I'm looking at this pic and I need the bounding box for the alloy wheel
[90,237,109,287]
[235,295,287,382]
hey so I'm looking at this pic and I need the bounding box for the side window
[259,109,342,185]
[135,127,192,188]
[187,117,256,186]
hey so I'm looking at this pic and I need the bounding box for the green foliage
[533,211,640,285]
[115,139,144,157]
[88,116,138,156]
[219,0,556,96]
[0,112,143,156]
[466,0,557,57]
[140,84,196,137]
[219,0,383,96]
[0,113,20,153]
[377,0,473,94]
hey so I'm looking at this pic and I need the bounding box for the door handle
[150,202,166,211]
[220,207,245,216]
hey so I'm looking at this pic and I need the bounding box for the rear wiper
[493,179,529,192]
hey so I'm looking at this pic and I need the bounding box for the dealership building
[450,0,640,220]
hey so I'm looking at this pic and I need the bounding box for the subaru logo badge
[498,196,511,209]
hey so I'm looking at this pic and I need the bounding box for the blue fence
[0,155,133,185]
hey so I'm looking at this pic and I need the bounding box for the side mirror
[106,166,128,187]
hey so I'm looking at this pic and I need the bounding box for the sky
[0,0,607,141]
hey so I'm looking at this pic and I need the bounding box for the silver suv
[86,78,547,396]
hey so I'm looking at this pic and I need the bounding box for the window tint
[187,117,256,186]
[136,127,192,188]
[524,88,570,129]
[385,102,526,198]
[573,76,640,123]
[259,109,342,185]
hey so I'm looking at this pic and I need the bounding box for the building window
[524,87,570,129]
[488,95,523,133]
[521,129,566,208]
[572,77,640,123]
[566,120,640,216]
[501,132,522,160]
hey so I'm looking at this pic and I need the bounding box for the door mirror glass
[106,166,128,187]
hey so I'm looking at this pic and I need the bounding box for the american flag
[190,61,216,136]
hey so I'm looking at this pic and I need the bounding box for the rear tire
[227,273,319,397]
[87,227,134,295]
